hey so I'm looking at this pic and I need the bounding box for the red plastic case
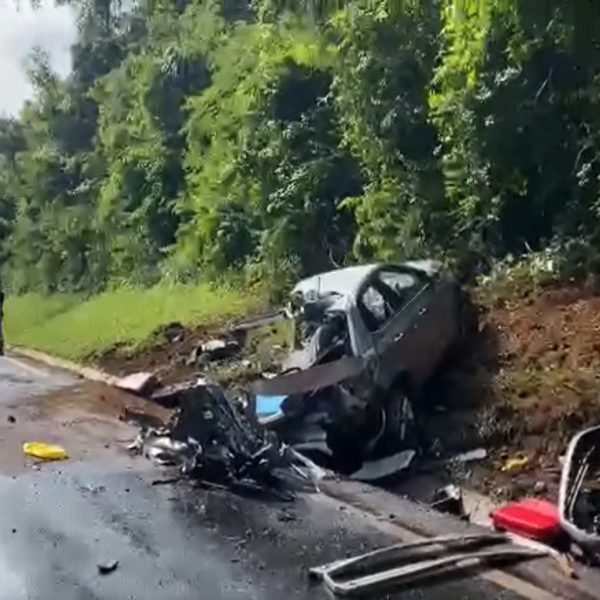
[491,498,562,543]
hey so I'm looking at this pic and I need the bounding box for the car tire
[377,387,420,454]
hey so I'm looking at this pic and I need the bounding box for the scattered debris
[350,450,416,482]
[492,498,562,544]
[116,372,158,396]
[451,448,487,464]
[277,510,297,523]
[229,312,286,346]
[201,339,240,361]
[161,322,185,344]
[501,455,530,474]
[309,533,545,597]
[554,552,578,580]
[185,339,241,366]
[151,477,182,486]
[23,442,68,461]
[133,380,321,495]
[533,481,547,495]
[7,415,15,424]
[430,484,466,518]
[97,560,119,575]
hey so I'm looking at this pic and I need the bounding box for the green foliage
[4,0,600,300]
[5,281,260,359]
[431,0,600,265]
[331,1,445,260]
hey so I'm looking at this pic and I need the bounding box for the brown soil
[95,314,285,390]
[463,286,600,501]
[96,323,227,386]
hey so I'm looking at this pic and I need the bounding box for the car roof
[291,260,441,300]
[291,264,381,298]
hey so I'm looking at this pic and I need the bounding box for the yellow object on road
[501,455,530,473]
[23,442,68,461]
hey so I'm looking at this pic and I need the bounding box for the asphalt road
[0,355,529,600]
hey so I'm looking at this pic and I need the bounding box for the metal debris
[151,380,199,408]
[430,484,466,518]
[309,533,545,597]
[116,372,158,395]
[350,450,416,482]
[135,380,320,495]
[450,448,487,463]
[97,560,119,575]
[161,322,185,344]
[186,339,240,366]
[202,339,240,361]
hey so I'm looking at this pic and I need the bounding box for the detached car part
[559,425,600,556]
[310,533,545,597]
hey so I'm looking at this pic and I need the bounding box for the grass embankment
[5,282,261,361]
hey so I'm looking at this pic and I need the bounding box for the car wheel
[378,387,419,454]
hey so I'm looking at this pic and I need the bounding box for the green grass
[5,282,262,361]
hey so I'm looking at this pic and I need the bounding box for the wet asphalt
[0,356,526,600]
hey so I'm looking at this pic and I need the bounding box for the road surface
[0,355,535,599]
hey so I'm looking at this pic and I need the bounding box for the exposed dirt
[449,286,600,501]
[95,314,289,390]
[96,323,225,386]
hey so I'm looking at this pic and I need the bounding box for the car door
[357,268,433,390]
[378,267,444,387]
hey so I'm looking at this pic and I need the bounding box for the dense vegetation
[2,0,600,297]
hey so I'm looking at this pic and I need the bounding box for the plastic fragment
[501,456,530,473]
[23,442,68,461]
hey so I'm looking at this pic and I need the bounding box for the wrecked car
[252,261,474,470]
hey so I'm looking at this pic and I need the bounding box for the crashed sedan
[252,261,474,471]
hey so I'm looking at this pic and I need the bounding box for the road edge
[8,345,119,386]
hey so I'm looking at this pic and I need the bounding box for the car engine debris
[130,379,327,495]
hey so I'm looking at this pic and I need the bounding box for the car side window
[377,270,425,310]
[358,281,402,333]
